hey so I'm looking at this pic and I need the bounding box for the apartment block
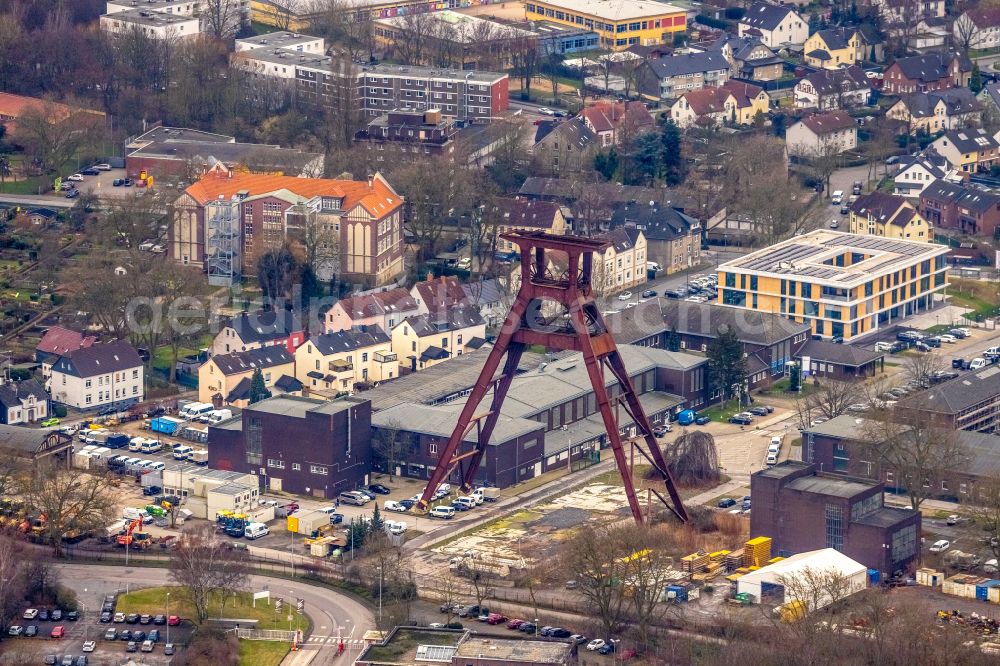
[716,230,950,341]
[296,59,509,124]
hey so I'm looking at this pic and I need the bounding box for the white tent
[736,548,868,611]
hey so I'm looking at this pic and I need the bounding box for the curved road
[58,564,373,665]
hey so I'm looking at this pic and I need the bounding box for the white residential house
[893,154,950,198]
[785,111,858,158]
[99,9,201,39]
[0,379,49,425]
[738,2,808,48]
[47,340,145,411]
[954,8,1000,50]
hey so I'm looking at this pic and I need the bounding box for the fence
[232,628,296,642]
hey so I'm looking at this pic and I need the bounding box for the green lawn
[759,378,815,397]
[116,587,309,632]
[240,639,290,666]
[698,399,744,422]
[948,289,998,321]
[362,629,460,661]
[0,175,50,195]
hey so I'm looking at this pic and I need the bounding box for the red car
[506,618,524,630]
[486,613,508,625]
[50,626,64,638]
[167,616,181,626]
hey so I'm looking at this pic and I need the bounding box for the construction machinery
[116,517,150,547]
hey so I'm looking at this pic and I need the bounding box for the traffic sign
[296,598,304,615]
[275,597,283,612]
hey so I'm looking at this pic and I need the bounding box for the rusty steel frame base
[415,231,689,525]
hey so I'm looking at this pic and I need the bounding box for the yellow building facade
[847,193,932,241]
[717,231,949,341]
[525,0,686,50]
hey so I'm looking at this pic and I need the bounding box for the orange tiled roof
[0,93,104,132]
[184,171,402,218]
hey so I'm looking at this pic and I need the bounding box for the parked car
[537,107,555,116]
[67,174,84,182]
[729,415,753,425]
[717,498,737,508]
[80,168,100,176]
[929,539,951,553]
[164,644,175,655]
[518,622,537,633]
[937,334,957,344]
[50,626,65,638]
[113,178,125,187]
[126,614,139,624]
[695,416,710,425]
[748,406,769,416]
[586,639,607,651]
[51,610,63,621]
[66,611,78,621]
[82,641,96,653]
[23,609,38,620]
[652,424,671,437]
[126,641,138,652]
[368,483,390,495]
[99,612,111,623]
[153,615,167,625]
[641,289,657,298]
[8,625,22,636]
[25,625,37,636]
[617,291,633,301]
[148,629,160,642]
[104,629,117,641]
[506,618,524,629]
[119,630,132,642]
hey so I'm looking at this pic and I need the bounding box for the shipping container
[916,568,943,587]
[151,417,185,435]
[976,580,1000,601]
[292,510,332,535]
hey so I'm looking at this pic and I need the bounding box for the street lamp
[534,617,538,637]
[611,639,620,665]
[166,592,171,644]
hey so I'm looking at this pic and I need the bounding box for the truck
[190,450,209,465]
[150,416,185,435]
[944,550,982,571]
[105,433,130,450]
[482,487,500,502]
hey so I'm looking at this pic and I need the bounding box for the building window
[267,459,285,469]
[429,442,438,455]
[310,465,328,475]
[292,463,301,471]
[891,524,917,563]
[825,503,844,550]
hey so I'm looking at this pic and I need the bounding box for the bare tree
[509,35,540,100]
[392,156,474,261]
[20,463,118,557]
[902,351,943,388]
[15,103,102,176]
[324,55,362,152]
[617,526,677,649]
[860,412,970,510]
[457,562,496,615]
[372,419,402,480]
[799,379,861,421]
[966,475,1000,560]
[563,524,627,636]
[954,12,980,54]
[390,12,435,66]
[201,0,245,39]
[0,530,28,632]
[170,523,251,623]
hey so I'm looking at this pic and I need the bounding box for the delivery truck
[190,450,209,465]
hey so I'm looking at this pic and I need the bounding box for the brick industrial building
[208,395,372,498]
[751,461,921,575]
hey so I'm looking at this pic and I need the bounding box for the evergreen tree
[370,504,385,533]
[971,64,984,94]
[248,368,271,404]
[346,518,368,551]
[300,264,323,303]
[706,326,748,405]
[658,117,686,186]
[789,362,802,392]
[594,148,619,181]
[631,132,662,185]
[665,325,681,352]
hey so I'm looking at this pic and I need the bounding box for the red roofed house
[0,92,106,137]
[410,275,470,316]
[492,197,569,254]
[578,100,655,147]
[324,288,420,334]
[786,110,858,157]
[35,326,96,378]
[669,87,736,129]
[172,167,405,288]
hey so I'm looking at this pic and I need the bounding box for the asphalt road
[57,564,373,665]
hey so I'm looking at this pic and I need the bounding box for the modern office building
[716,230,950,341]
[525,0,686,50]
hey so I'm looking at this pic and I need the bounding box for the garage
[737,548,869,612]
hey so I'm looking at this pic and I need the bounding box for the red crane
[416,231,688,524]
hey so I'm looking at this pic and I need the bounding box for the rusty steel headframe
[415,231,689,524]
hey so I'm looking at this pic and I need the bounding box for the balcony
[329,359,353,372]
[374,351,397,364]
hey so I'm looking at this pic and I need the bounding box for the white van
[470,489,485,505]
[768,437,782,455]
[765,452,778,466]
[244,522,269,539]
[140,439,162,454]
[179,403,213,420]
[831,190,844,204]
[384,520,407,535]
[207,409,234,425]
[454,497,476,510]
[430,506,455,519]
[147,461,165,471]
[123,507,151,521]
[384,500,407,513]
[129,437,145,452]
[970,357,988,371]
[173,445,193,460]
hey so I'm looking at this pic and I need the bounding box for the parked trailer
[190,450,209,465]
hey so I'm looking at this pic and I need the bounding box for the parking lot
[3,596,186,665]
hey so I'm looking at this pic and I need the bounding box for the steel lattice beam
[416,231,688,524]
